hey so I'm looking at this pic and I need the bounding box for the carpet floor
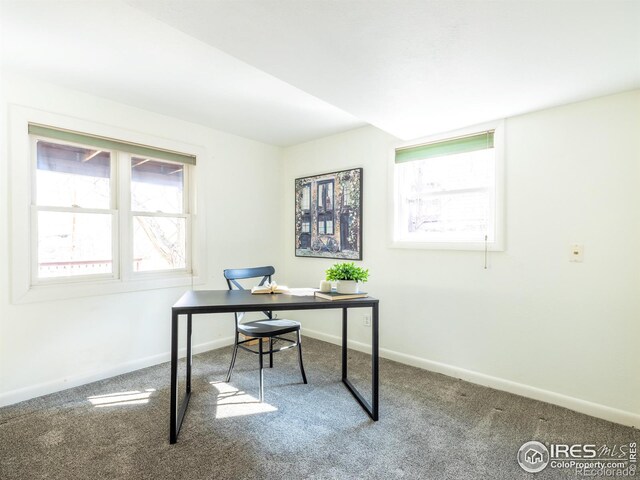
[0,337,637,480]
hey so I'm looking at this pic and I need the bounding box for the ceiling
[2,1,639,146]
[0,0,363,146]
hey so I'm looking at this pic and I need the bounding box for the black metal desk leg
[186,313,192,393]
[341,303,379,422]
[170,311,193,444]
[341,308,348,380]
[170,311,179,444]
[372,303,379,420]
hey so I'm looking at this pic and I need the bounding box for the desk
[170,290,379,444]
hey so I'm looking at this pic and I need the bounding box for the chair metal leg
[226,332,239,382]
[297,330,308,384]
[258,339,264,402]
[269,338,273,368]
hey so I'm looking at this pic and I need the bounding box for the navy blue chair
[223,266,307,401]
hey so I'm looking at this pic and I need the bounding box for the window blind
[28,124,197,166]
[395,130,494,164]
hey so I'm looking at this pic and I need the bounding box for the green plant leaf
[325,262,369,282]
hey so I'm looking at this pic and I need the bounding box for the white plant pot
[336,280,360,294]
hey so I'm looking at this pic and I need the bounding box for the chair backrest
[223,266,276,322]
[223,266,275,291]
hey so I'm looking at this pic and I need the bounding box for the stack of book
[314,291,368,301]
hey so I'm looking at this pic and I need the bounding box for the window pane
[131,158,184,213]
[133,216,186,272]
[405,190,492,240]
[37,211,113,278]
[396,148,495,242]
[301,184,310,210]
[326,220,334,235]
[36,140,111,209]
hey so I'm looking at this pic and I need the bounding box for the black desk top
[173,289,378,313]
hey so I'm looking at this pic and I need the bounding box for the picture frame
[294,167,362,260]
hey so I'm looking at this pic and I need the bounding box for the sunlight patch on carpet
[210,381,277,418]
[87,389,156,408]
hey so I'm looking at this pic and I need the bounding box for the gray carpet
[0,337,637,480]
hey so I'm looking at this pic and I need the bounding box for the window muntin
[394,129,500,247]
[32,135,192,284]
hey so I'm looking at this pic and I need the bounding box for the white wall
[281,90,640,426]
[0,74,283,405]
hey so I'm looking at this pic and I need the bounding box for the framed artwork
[295,167,362,259]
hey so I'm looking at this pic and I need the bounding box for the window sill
[13,273,204,304]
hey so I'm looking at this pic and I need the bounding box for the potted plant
[325,262,369,294]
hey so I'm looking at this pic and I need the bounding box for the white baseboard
[302,328,640,429]
[0,336,234,408]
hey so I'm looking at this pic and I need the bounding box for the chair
[224,266,307,402]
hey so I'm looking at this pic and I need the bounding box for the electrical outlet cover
[569,244,584,262]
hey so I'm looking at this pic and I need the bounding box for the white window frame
[9,106,206,303]
[30,136,120,285]
[389,120,505,251]
[125,153,191,279]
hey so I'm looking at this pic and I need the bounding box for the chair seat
[238,319,301,338]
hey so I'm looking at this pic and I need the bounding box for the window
[393,126,503,249]
[30,124,195,284]
[131,158,187,272]
[35,141,114,279]
[317,179,334,235]
[300,184,311,233]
